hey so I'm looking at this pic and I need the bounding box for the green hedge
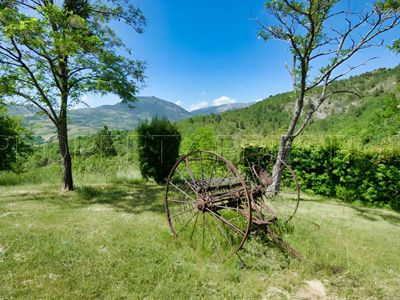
[242,145,400,210]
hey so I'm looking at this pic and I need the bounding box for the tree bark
[57,118,73,191]
[269,136,293,194]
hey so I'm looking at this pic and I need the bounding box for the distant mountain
[8,96,260,141]
[69,96,191,129]
[8,96,192,140]
[191,102,253,116]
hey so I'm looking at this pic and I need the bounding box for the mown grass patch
[0,184,399,299]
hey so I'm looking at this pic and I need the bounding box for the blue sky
[85,0,399,111]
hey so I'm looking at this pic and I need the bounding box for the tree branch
[9,37,59,122]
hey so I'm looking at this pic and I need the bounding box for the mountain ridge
[8,96,256,140]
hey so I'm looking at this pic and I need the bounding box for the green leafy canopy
[0,0,146,116]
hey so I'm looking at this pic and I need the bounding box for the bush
[242,145,400,210]
[137,118,181,184]
[0,106,32,171]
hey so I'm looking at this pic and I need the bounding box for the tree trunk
[57,119,73,191]
[269,136,293,194]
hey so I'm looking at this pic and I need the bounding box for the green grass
[0,184,399,299]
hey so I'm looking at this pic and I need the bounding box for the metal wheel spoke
[205,208,245,235]
[200,152,205,182]
[204,214,221,257]
[202,213,205,246]
[165,150,252,258]
[209,213,233,246]
[169,182,196,201]
[170,206,196,219]
[176,168,198,195]
[184,158,200,191]
[177,211,199,236]
[168,199,192,204]
[190,212,200,241]
[206,156,217,191]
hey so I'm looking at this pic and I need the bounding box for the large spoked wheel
[239,152,300,223]
[165,150,252,257]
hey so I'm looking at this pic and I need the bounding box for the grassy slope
[1,184,399,299]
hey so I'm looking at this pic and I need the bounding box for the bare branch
[13,91,57,125]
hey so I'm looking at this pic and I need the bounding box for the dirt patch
[296,279,326,300]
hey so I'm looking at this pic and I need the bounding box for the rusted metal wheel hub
[195,196,209,212]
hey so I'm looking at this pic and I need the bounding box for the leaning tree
[258,0,400,192]
[0,0,146,190]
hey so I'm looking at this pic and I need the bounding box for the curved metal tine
[204,213,222,257]
[169,182,196,201]
[244,156,258,186]
[258,200,278,219]
[263,195,295,218]
[205,208,245,235]
[190,211,200,241]
[249,156,259,184]
[177,211,199,236]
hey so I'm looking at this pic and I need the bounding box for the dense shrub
[0,106,32,171]
[137,118,181,184]
[242,145,400,210]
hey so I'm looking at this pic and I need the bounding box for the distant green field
[1,184,399,299]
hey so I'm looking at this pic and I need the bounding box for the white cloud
[200,91,207,96]
[175,100,182,106]
[189,101,209,111]
[255,98,264,102]
[212,96,236,106]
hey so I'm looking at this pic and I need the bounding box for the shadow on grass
[75,184,165,214]
[296,192,400,225]
[351,206,400,226]
[0,183,165,215]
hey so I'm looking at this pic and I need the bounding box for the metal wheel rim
[164,150,252,255]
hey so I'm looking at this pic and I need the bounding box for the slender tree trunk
[57,113,73,191]
[269,136,293,193]
[269,83,305,193]
[57,54,73,191]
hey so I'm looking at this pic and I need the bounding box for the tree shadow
[1,183,165,215]
[75,184,165,214]
[351,206,400,226]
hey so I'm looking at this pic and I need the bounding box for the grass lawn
[0,183,399,299]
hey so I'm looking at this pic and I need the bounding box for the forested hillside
[177,66,400,148]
